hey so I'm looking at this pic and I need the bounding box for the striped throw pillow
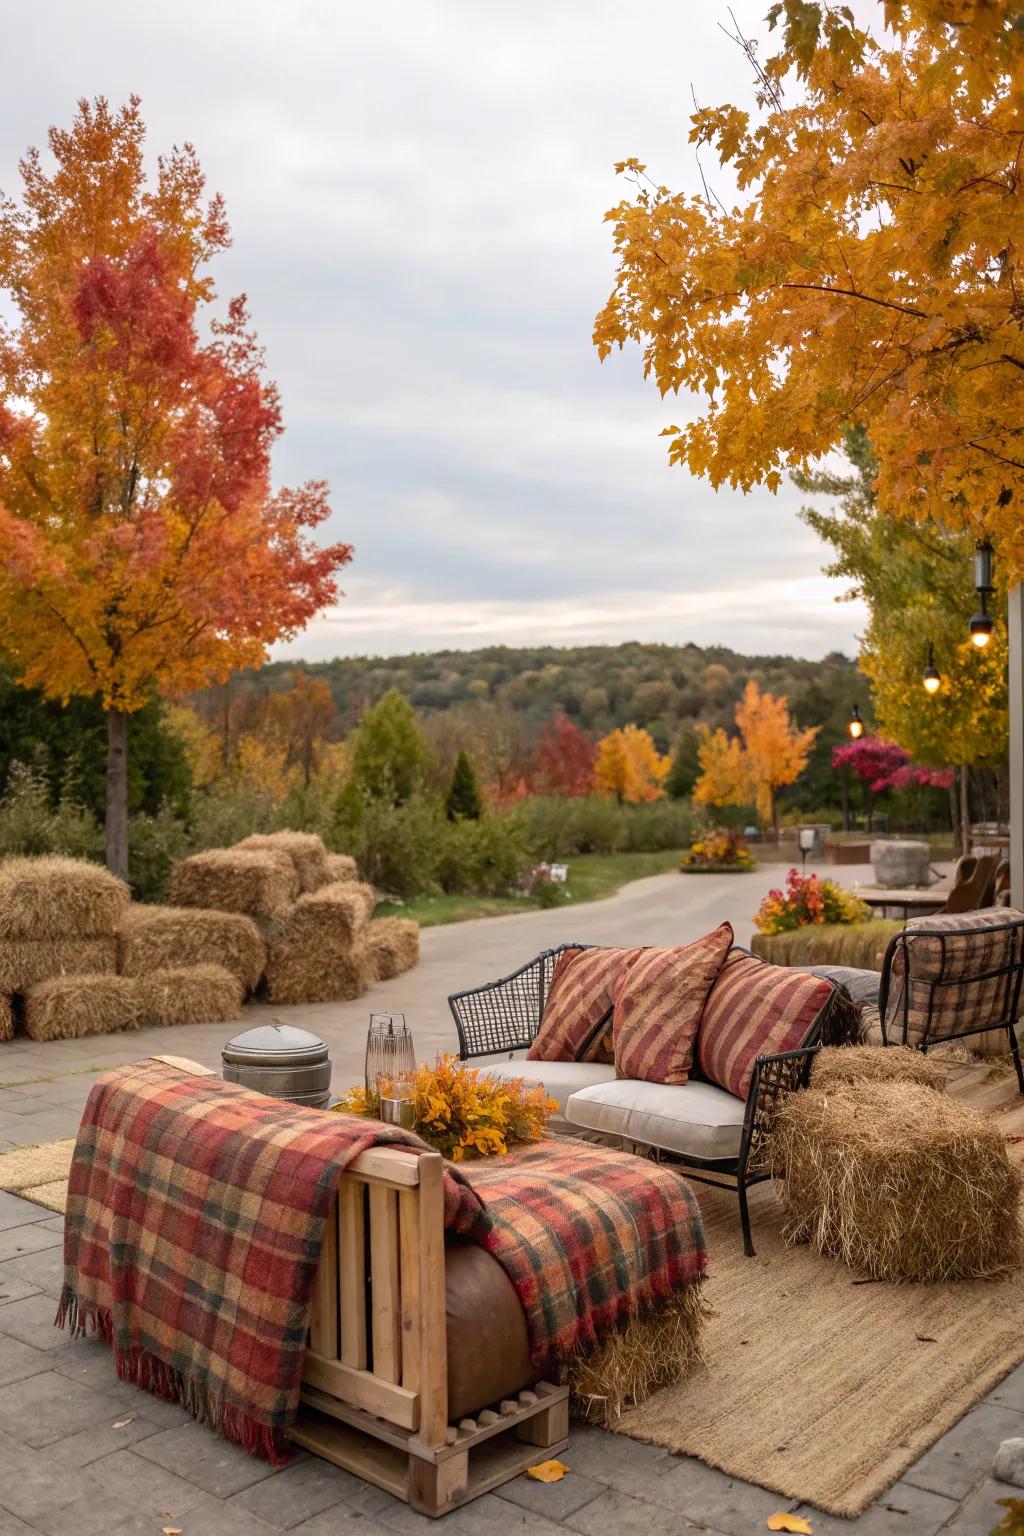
[612,923,734,1085]
[527,947,640,1065]
[698,950,833,1099]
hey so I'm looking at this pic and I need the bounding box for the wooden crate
[294,1143,569,1516]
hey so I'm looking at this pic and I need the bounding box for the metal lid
[222,1022,328,1068]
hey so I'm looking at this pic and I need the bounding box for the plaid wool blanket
[58,1058,707,1461]
[457,1138,708,1364]
[57,1059,483,1462]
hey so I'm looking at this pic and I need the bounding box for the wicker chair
[449,944,827,1258]
[878,908,1024,1091]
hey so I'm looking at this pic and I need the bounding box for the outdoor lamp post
[923,644,942,695]
[798,826,816,874]
[848,705,864,740]
[970,539,995,650]
[842,706,863,833]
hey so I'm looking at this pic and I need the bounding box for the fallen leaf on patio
[527,1459,569,1483]
[161,1528,182,1535]
[766,1516,813,1534]
[112,1416,134,1428]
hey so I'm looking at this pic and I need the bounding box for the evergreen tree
[349,689,429,803]
[446,750,482,821]
[666,726,701,800]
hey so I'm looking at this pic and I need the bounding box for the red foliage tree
[532,714,595,797]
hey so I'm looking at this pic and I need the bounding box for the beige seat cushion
[565,1077,746,1162]
[469,1051,616,1131]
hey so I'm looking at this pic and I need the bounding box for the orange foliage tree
[593,724,669,804]
[594,1,1024,577]
[260,670,337,789]
[694,681,818,835]
[532,713,595,797]
[0,99,351,877]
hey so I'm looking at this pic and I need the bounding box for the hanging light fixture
[922,643,941,695]
[848,704,864,739]
[969,538,995,649]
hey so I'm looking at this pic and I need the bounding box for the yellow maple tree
[593,724,670,804]
[594,1,1024,577]
[694,681,818,834]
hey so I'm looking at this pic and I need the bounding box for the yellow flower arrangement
[336,1053,558,1161]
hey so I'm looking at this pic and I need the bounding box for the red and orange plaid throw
[58,1058,707,1462]
[57,1059,483,1462]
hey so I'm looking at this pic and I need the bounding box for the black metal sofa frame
[448,943,825,1257]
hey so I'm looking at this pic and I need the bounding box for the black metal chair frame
[877,912,1024,1094]
[448,944,821,1257]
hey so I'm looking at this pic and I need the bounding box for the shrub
[619,799,695,852]
[526,795,624,857]
[436,810,532,896]
[0,762,104,861]
[189,780,276,850]
[681,829,755,872]
[126,804,191,903]
[754,867,871,936]
[336,790,446,899]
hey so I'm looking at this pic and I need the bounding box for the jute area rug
[613,1061,1024,1518]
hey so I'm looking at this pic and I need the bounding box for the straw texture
[0,856,129,940]
[772,1081,1022,1282]
[281,881,376,951]
[751,920,903,970]
[0,995,11,1043]
[235,832,329,894]
[135,965,244,1029]
[118,906,266,992]
[0,937,118,993]
[811,1043,947,1095]
[169,849,298,918]
[363,917,420,981]
[23,973,141,1041]
[264,941,375,1005]
[322,852,358,885]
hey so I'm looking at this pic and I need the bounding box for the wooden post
[416,1152,448,1451]
[1009,585,1024,908]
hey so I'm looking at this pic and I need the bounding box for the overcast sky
[2,1,869,663]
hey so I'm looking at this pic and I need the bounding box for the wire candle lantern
[365,1013,416,1126]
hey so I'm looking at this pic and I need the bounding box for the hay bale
[264,938,376,1005]
[568,1284,708,1424]
[279,881,376,954]
[322,852,358,886]
[0,856,129,940]
[135,964,244,1028]
[118,906,266,992]
[363,917,420,981]
[23,974,141,1042]
[0,937,117,992]
[169,849,298,919]
[236,832,329,894]
[772,1081,1023,1281]
[0,995,11,1043]
[751,920,903,971]
[811,1044,947,1095]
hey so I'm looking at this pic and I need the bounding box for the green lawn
[374,848,687,928]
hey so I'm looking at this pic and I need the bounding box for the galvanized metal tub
[222,1022,332,1109]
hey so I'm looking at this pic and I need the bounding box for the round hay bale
[363,917,420,981]
[169,849,298,919]
[322,852,358,886]
[811,1044,947,1095]
[772,1081,1023,1281]
[118,906,266,992]
[0,856,129,941]
[23,974,141,1042]
[0,937,117,993]
[135,964,244,1028]
[264,940,375,1005]
[235,832,329,894]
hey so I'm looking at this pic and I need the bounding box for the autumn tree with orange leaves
[0,99,351,878]
[595,0,1024,577]
[694,681,818,837]
[593,724,669,804]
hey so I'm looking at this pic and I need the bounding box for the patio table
[858,887,948,921]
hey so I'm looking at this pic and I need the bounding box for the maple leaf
[766,1515,814,1534]
[526,1459,570,1483]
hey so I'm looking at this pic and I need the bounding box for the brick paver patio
[0,860,1014,1533]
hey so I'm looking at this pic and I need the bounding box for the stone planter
[870,840,931,889]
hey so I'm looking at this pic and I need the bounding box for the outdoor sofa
[450,939,857,1256]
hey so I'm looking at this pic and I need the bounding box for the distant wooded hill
[193,642,867,811]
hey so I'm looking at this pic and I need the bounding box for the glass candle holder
[364,1013,415,1105]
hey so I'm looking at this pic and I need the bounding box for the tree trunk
[949,778,961,856]
[105,709,129,882]
[960,764,971,856]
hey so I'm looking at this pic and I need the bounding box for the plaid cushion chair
[879,908,1024,1091]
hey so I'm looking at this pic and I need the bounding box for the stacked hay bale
[169,848,299,924]
[0,855,244,1043]
[265,880,377,1004]
[118,906,267,993]
[236,832,329,894]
